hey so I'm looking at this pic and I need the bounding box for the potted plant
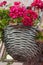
[0,1,42,65]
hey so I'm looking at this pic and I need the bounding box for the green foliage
[0,9,11,39]
[17,17,22,23]
[34,19,40,26]
[0,9,10,29]
[36,32,43,40]
[34,19,43,40]
[13,17,22,23]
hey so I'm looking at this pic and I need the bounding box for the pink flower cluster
[0,1,7,7]
[40,1,43,9]
[22,16,33,26]
[22,9,38,26]
[9,2,26,19]
[26,10,38,20]
[9,2,38,26]
[14,2,21,5]
[31,0,43,9]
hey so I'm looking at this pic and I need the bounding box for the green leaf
[13,17,22,23]
[17,17,22,23]
[34,19,40,26]
[0,19,9,29]
[13,19,18,23]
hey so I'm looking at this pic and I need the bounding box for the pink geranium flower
[22,9,38,26]
[14,2,21,5]
[2,1,7,5]
[23,9,38,20]
[0,3,3,7]
[9,2,26,19]
[39,1,43,9]
[31,0,43,9]
[0,1,7,7]
[27,10,38,20]
[9,2,38,26]
[22,16,33,26]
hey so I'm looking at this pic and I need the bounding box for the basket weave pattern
[3,25,41,62]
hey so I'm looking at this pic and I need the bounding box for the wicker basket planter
[2,24,41,62]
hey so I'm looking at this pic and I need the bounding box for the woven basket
[3,25,41,62]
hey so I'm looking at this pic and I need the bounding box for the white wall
[0,0,33,7]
